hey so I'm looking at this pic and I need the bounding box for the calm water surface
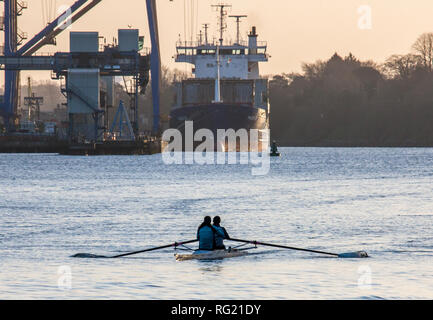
[0,148,432,299]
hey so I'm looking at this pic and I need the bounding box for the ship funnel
[248,26,258,54]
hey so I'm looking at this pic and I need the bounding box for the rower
[197,216,225,251]
[213,216,230,250]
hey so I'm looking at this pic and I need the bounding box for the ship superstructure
[169,4,270,151]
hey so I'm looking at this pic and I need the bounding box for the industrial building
[0,0,163,155]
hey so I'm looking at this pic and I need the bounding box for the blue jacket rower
[212,216,230,249]
[197,216,225,251]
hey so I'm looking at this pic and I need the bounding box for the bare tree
[301,60,326,80]
[383,54,421,79]
[412,33,433,72]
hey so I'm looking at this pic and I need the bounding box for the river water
[0,148,432,299]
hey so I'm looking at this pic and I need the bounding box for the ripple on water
[1,149,433,299]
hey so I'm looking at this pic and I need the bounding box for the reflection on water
[199,264,224,273]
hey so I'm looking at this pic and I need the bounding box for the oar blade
[71,253,108,258]
[338,251,369,258]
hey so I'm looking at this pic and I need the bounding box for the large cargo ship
[169,4,270,151]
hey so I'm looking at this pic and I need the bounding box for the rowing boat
[72,238,368,260]
[175,249,250,261]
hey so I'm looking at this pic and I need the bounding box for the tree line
[270,33,433,146]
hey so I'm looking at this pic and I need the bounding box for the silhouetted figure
[212,216,230,250]
[197,216,224,251]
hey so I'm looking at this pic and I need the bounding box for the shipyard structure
[0,0,163,155]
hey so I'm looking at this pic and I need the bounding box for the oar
[71,239,198,259]
[110,239,198,258]
[229,238,368,258]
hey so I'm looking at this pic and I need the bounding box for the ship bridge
[175,27,268,80]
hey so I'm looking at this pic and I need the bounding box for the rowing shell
[175,249,249,261]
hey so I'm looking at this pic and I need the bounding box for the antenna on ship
[229,15,247,45]
[211,3,232,45]
[198,30,203,45]
[203,23,210,45]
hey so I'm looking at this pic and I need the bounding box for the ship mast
[229,15,247,44]
[213,45,222,103]
[203,23,210,45]
[211,3,231,45]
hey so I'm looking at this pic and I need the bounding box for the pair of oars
[72,239,198,258]
[72,238,368,258]
[229,238,368,258]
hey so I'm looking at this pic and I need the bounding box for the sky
[2,0,433,85]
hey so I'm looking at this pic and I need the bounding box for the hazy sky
[2,0,433,84]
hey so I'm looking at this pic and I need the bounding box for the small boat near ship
[270,141,280,156]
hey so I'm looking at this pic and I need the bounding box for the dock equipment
[0,0,103,131]
[0,0,163,137]
[23,77,43,123]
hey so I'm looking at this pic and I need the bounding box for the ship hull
[169,103,268,152]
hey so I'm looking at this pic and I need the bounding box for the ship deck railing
[176,40,267,49]
[176,48,268,58]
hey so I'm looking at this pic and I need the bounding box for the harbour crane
[0,0,163,136]
[23,76,43,123]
